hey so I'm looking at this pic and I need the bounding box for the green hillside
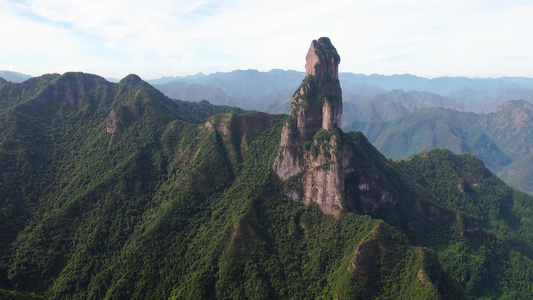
[498,152,533,194]
[348,107,512,172]
[345,101,533,194]
[479,100,533,161]
[398,149,533,297]
[0,72,532,299]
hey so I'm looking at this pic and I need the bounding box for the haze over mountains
[0,71,32,84]
[6,68,533,116]
[149,69,533,115]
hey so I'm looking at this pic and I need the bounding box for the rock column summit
[273,37,349,217]
[293,37,343,139]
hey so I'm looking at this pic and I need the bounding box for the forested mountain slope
[0,40,532,299]
[345,100,533,194]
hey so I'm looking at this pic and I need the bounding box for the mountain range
[0,71,32,83]
[147,68,533,196]
[346,99,533,194]
[6,69,533,117]
[1,38,533,299]
[149,69,533,115]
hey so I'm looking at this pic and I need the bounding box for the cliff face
[273,37,348,217]
[305,38,340,82]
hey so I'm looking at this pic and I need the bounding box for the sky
[2,0,533,80]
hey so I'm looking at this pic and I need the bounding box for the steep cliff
[273,37,348,216]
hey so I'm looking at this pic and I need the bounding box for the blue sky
[2,0,533,79]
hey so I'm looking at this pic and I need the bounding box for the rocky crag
[273,37,351,217]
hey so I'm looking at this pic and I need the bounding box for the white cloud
[2,0,533,78]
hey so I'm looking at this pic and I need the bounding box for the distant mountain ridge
[4,69,533,114]
[346,99,533,194]
[343,89,470,123]
[149,70,533,93]
[152,69,302,111]
[148,69,533,115]
[0,71,32,83]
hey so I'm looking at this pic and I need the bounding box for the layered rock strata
[273,37,349,217]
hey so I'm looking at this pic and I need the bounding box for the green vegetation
[0,72,532,299]
[346,101,533,195]
[292,75,341,110]
[498,152,533,194]
[398,149,533,298]
[0,289,42,300]
[348,107,512,172]
[315,37,341,63]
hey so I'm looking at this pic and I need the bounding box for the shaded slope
[498,152,533,194]
[398,148,533,298]
[348,107,511,172]
[479,100,533,161]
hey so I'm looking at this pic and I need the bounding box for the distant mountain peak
[0,70,32,83]
[497,99,533,111]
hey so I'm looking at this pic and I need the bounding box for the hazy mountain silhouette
[0,71,32,83]
[149,69,533,115]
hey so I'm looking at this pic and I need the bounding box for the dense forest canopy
[0,70,532,299]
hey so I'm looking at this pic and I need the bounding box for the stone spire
[305,37,340,81]
[273,37,349,217]
[289,37,343,140]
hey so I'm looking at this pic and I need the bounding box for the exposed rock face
[106,104,141,134]
[106,109,121,134]
[273,37,348,217]
[291,37,343,139]
[305,38,340,81]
